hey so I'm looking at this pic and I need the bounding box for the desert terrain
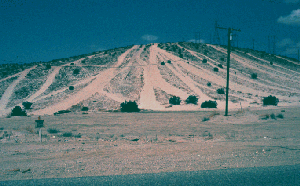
[0,106,299,181]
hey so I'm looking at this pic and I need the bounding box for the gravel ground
[0,107,299,181]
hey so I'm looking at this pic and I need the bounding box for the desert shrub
[263,95,279,106]
[276,113,284,119]
[47,128,59,134]
[120,101,140,112]
[270,113,276,119]
[213,67,219,72]
[11,106,27,116]
[169,96,181,105]
[54,110,71,115]
[69,86,74,90]
[46,64,51,69]
[217,88,225,94]
[217,64,223,68]
[62,132,73,137]
[167,60,171,63]
[261,114,270,120]
[202,59,207,63]
[73,69,80,75]
[185,95,198,105]
[201,100,217,108]
[74,133,82,138]
[207,82,211,87]
[161,62,165,65]
[251,73,257,79]
[22,102,33,109]
[81,107,89,111]
[202,117,210,122]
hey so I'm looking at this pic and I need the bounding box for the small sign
[35,120,44,128]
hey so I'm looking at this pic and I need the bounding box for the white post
[39,128,42,142]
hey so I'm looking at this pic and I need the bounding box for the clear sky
[1,0,300,64]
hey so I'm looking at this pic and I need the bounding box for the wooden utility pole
[216,26,241,116]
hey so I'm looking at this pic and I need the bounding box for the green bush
[251,73,257,79]
[22,102,33,109]
[11,106,27,116]
[161,62,165,65]
[217,64,223,68]
[213,67,219,72]
[120,101,140,112]
[63,132,73,137]
[81,107,89,111]
[201,100,217,108]
[202,59,207,63]
[73,69,80,75]
[47,128,59,134]
[217,88,225,94]
[169,96,181,105]
[69,86,74,90]
[263,95,279,106]
[207,82,211,87]
[185,95,198,105]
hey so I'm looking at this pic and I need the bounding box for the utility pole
[214,21,221,45]
[216,26,241,116]
[273,36,276,55]
[268,36,271,53]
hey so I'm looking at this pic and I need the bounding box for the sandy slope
[30,46,137,115]
[0,66,36,116]
[0,42,299,115]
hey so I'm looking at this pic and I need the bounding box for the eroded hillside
[0,42,299,116]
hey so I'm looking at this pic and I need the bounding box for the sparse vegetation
[201,100,217,108]
[11,106,27,116]
[202,117,210,122]
[251,73,258,79]
[46,64,51,69]
[81,107,89,111]
[213,67,219,72]
[47,128,59,134]
[120,101,140,112]
[185,95,198,105]
[270,113,276,119]
[62,132,73,137]
[277,113,284,119]
[263,95,279,106]
[22,102,33,109]
[54,110,71,115]
[73,69,80,75]
[169,96,181,105]
[217,88,225,94]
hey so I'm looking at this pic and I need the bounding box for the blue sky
[1,0,300,64]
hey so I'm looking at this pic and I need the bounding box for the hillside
[0,42,299,116]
